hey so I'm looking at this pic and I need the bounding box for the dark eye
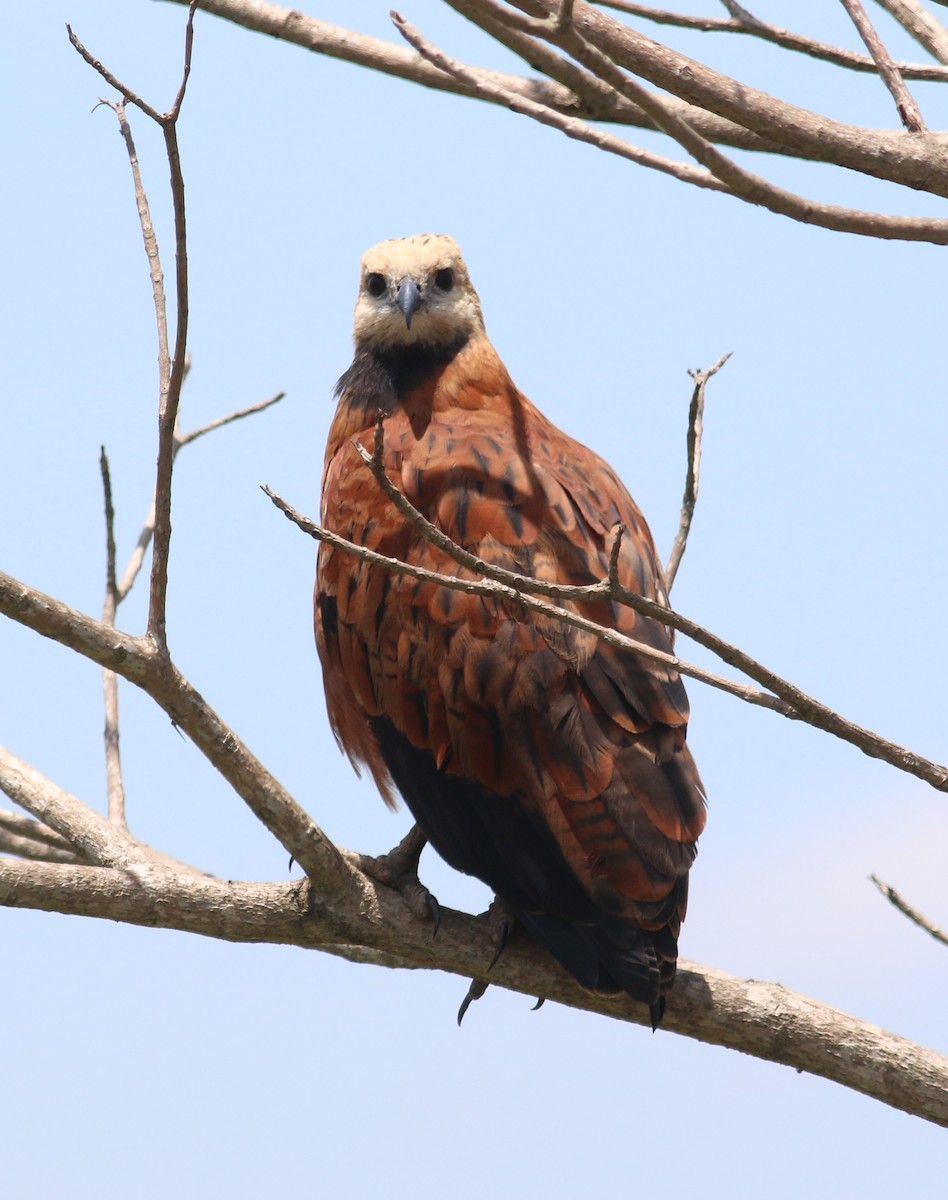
[365,272,387,298]
[434,267,455,292]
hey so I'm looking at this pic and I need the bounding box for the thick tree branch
[524,0,948,192]
[0,572,361,900]
[445,2,948,240]
[873,0,948,65]
[160,0,948,194]
[2,853,946,1126]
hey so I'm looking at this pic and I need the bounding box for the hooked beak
[397,277,423,329]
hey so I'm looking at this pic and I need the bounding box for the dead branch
[2,851,946,1126]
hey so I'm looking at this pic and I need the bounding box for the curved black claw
[457,979,489,1026]
[531,997,545,1012]
[425,890,442,938]
[487,919,510,972]
[480,896,516,972]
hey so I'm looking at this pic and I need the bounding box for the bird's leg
[357,824,441,932]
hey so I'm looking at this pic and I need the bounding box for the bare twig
[112,391,285,604]
[263,473,948,794]
[176,391,285,448]
[839,0,927,130]
[69,4,199,653]
[395,11,731,194]
[269,482,775,710]
[665,353,730,590]
[99,448,127,827]
[392,9,948,243]
[870,875,948,947]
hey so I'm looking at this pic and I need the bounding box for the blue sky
[3,2,947,1195]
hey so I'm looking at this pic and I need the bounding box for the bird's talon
[487,918,510,972]
[457,978,489,1026]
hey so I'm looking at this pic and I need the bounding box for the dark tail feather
[516,910,669,1028]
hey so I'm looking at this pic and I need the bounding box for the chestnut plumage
[315,234,706,1026]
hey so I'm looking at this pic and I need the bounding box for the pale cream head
[353,233,485,352]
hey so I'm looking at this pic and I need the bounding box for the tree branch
[0,807,85,864]
[598,0,948,79]
[2,853,946,1125]
[840,0,927,131]
[529,0,948,193]
[0,745,151,868]
[873,0,948,65]
[160,0,948,191]
[0,572,363,899]
[440,3,948,241]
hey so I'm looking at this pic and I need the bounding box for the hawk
[316,234,706,1027]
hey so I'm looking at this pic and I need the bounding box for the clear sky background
[3,2,947,1196]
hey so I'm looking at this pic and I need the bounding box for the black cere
[434,267,455,292]
[366,272,387,298]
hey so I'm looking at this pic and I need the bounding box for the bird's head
[353,233,485,354]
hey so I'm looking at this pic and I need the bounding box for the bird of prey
[315,234,706,1027]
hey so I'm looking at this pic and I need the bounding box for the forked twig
[68,2,200,653]
[665,352,730,590]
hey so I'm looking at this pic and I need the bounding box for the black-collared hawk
[315,234,706,1027]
